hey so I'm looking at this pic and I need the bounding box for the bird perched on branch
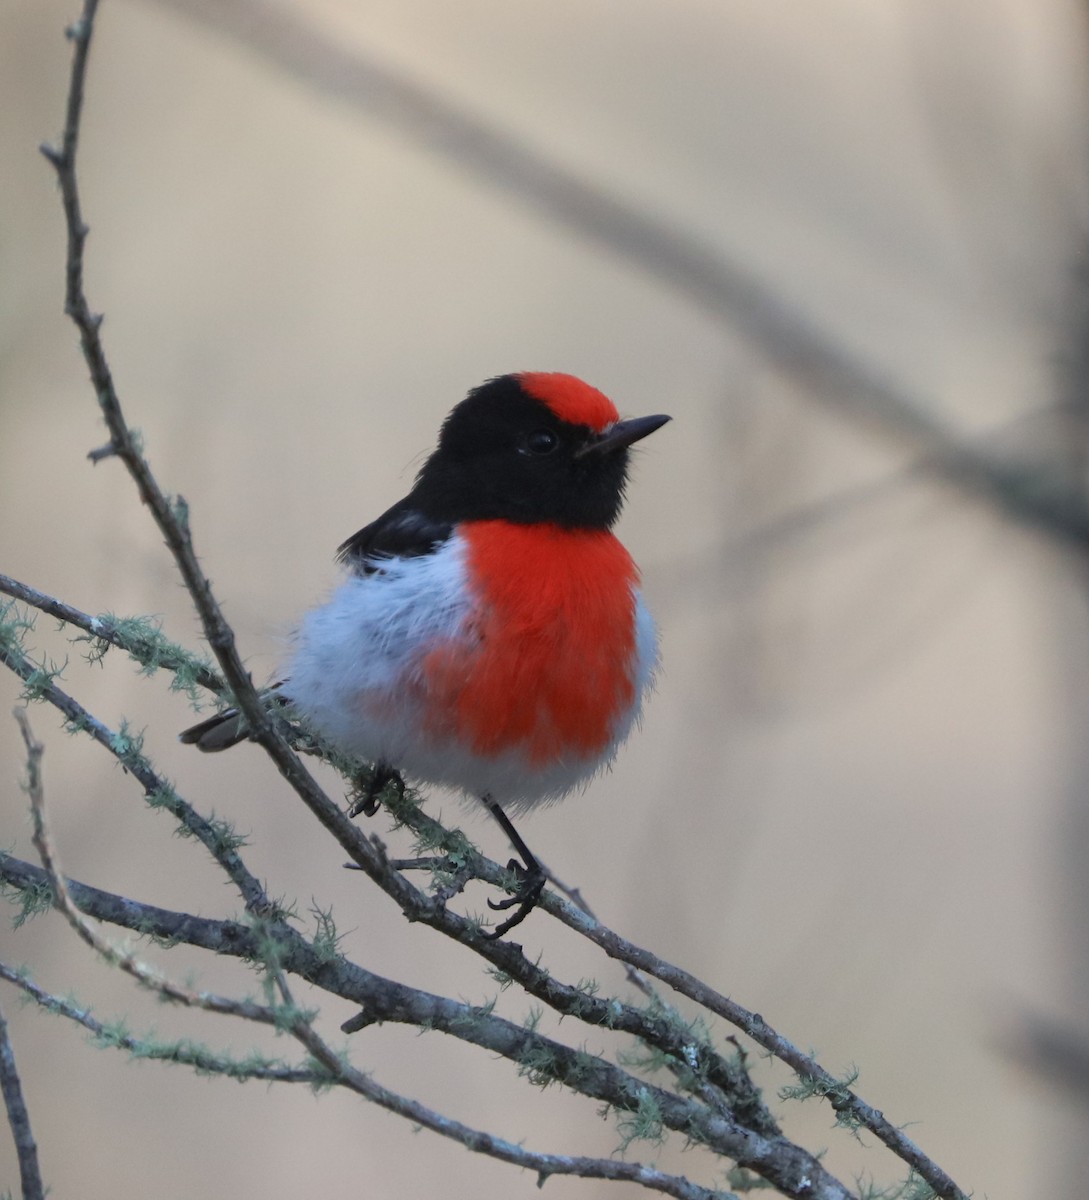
[181,372,669,937]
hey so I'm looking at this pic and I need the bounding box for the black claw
[348,762,403,819]
[482,866,545,940]
[487,859,539,910]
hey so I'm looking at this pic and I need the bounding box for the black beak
[576,413,671,457]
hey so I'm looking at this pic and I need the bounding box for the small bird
[181,372,669,936]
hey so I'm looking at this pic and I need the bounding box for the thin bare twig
[0,998,44,1200]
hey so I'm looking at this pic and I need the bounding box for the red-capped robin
[181,372,669,936]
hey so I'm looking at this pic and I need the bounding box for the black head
[409,373,670,530]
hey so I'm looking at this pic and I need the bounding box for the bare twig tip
[38,142,63,168]
[341,1011,374,1034]
[87,442,118,464]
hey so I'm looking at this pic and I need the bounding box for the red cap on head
[518,372,619,433]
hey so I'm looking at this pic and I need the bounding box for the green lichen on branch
[0,600,34,653]
[780,1064,864,1132]
[309,902,344,965]
[612,1086,667,1152]
[1,868,55,928]
[855,1172,938,1200]
[79,611,217,705]
[5,618,68,702]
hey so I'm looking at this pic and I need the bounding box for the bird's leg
[348,761,404,819]
[482,797,546,940]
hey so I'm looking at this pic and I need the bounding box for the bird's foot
[483,858,546,940]
[348,762,404,819]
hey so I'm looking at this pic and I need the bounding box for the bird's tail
[178,708,250,751]
[178,684,286,752]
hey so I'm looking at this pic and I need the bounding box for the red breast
[420,520,639,766]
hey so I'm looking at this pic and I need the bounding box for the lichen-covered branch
[0,630,272,917]
[0,961,321,1086]
[0,841,844,1200]
[0,969,720,1200]
[0,570,225,698]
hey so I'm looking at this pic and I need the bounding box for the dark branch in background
[0,3,976,1198]
[155,0,1089,550]
[0,999,44,1200]
[1016,1014,1089,1107]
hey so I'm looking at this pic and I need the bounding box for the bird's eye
[522,429,560,456]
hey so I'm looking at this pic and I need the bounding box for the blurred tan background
[4,0,1089,1196]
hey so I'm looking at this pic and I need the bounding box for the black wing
[336,498,453,573]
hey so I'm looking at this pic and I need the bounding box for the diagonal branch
[552,899,969,1200]
[0,950,728,1200]
[264,964,740,1200]
[3,841,746,1200]
[373,797,969,1200]
[4,960,727,1200]
[156,0,1089,550]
